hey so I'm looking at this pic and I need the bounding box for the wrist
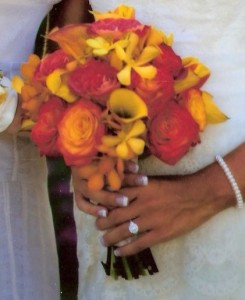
[216,155,244,208]
[198,156,240,211]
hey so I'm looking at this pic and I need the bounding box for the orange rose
[31,96,67,156]
[57,99,105,166]
[148,101,200,165]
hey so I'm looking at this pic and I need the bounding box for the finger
[99,217,152,246]
[96,202,139,230]
[73,177,130,209]
[91,190,129,208]
[114,230,160,257]
[122,173,148,187]
[74,192,108,218]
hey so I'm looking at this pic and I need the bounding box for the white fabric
[0,76,18,133]
[74,1,245,299]
[0,0,61,299]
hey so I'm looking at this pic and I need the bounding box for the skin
[50,0,93,27]
[72,142,245,256]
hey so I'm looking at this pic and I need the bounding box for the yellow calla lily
[202,91,229,124]
[115,32,159,85]
[108,88,148,123]
[46,69,77,103]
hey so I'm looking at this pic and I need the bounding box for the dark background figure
[47,157,77,300]
[34,1,93,299]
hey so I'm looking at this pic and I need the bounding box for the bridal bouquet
[12,4,227,279]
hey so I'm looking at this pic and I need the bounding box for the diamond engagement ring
[128,220,139,235]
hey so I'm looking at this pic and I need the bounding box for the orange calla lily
[47,24,90,61]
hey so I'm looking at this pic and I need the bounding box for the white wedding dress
[74,1,245,299]
[0,1,61,299]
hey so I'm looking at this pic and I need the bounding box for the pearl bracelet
[215,155,244,209]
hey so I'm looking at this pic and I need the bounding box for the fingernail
[114,248,121,257]
[115,195,129,207]
[128,162,139,174]
[135,175,148,186]
[98,208,107,218]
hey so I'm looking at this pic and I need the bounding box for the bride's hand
[96,161,237,256]
[72,161,146,217]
